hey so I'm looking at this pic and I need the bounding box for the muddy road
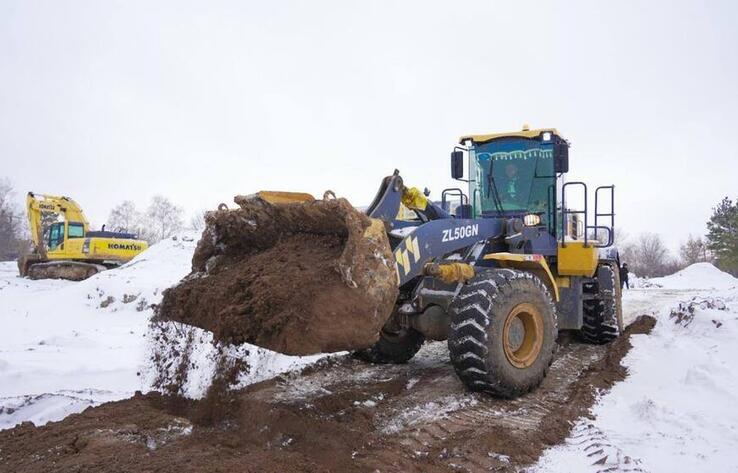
[0,291,675,472]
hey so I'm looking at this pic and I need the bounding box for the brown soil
[156,196,397,356]
[0,316,656,473]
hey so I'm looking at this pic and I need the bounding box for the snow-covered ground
[536,263,738,473]
[0,235,326,430]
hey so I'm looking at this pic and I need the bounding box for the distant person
[620,263,630,289]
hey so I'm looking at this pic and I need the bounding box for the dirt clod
[99,296,115,308]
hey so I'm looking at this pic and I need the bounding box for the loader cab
[450,126,615,249]
[452,128,567,235]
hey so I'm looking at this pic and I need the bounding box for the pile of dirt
[156,195,398,356]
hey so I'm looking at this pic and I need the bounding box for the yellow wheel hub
[503,303,544,368]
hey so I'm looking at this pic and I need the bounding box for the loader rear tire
[580,263,623,344]
[448,269,557,398]
[354,328,424,364]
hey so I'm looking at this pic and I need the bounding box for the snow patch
[536,286,738,472]
[379,394,478,434]
[649,262,738,291]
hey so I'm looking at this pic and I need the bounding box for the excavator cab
[48,222,65,250]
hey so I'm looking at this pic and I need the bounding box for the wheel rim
[503,303,544,368]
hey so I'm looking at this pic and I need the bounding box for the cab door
[47,222,65,254]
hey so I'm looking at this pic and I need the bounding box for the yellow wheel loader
[18,192,149,280]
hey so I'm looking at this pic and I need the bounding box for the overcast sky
[2,0,736,252]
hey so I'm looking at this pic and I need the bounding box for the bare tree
[680,235,711,266]
[622,232,680,278]
[143,195,184,243]
[613,227,629,248]
[188,209,207,233]
[0,178,24,260]
[108,200,141,234]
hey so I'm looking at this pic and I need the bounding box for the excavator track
[26,261,106,281]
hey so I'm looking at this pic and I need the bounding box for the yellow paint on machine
[557,242,599,277]
[459,127,563,144]
[483,252,560,301]
[425,262,475,284]
[393,235,422,283]
[256,191,315,204]
[406,236,421,263]
[47,234,148,262]
[401,187,428,211]
[555,276,571,288]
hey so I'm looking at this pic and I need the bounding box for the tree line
[0,177,204,260]
[612,196,738,278]
[1,176,737,278]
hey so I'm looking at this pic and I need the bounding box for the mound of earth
[156,195,398,356]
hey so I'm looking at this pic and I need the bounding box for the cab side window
[68,223,85,238]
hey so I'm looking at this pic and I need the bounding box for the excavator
[18,192,149,280]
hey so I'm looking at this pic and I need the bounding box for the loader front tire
[354,328,424,364]
[448,269,557,398]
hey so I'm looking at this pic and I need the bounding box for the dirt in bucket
[156,196,398,356]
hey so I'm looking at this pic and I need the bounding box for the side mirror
[451,151,464,179]
[554,142,569,173]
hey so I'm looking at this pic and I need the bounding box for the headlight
[523,214,541,227]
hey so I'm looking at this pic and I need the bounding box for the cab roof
[459,127,564,144]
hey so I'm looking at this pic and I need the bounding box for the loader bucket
[156,193,398,356]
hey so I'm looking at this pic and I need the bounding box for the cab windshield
[471,137,555,215]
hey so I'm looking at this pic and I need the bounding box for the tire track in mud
[241,321,650,472]
[0,316,657,473]
[356,337,609,472]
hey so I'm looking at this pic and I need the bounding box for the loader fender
[482,252,559,302]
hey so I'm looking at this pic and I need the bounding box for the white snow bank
[649,262,738,291]
[625,271,648,289]
[536,287,738,472]
[0,235,198,430]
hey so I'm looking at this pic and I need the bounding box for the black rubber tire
[354,328,425,364]
[448,269,557,398]
[580,263,622,344]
